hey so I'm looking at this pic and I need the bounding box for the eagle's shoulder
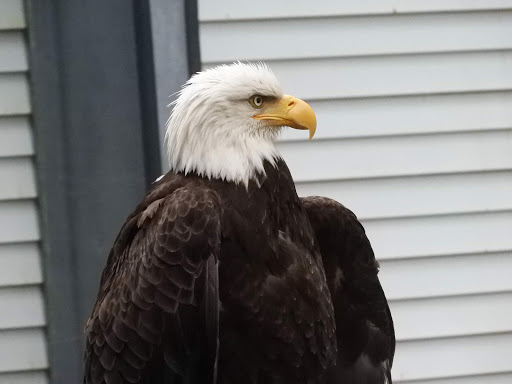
[300,196,375,270]
[100,172,222,281]
[84,173,222,384]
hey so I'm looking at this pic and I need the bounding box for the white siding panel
[0,32,27,72]
[380,252,512,300]
[0,158,37,201]
[0,117,33,157]
[0,0,24,30]
[393,332,512,381]
[280,130,512,183]
[0,287,45,329]
[0,74,30,115]
[0,372,47,384]
[200,2,512,382]
[391,292,512,341]
[364,211,512,259]
[202,11,512,62]
[0,201,40,244]
[281,92,512,141]
[200,0,512,20]
[296,171,512,220]
[0,329,48,373]
[253,51,512,100]
[0,244,42,287]
[398,372,512,384]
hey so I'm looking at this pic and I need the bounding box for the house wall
[198,1,512,382]
[0,0,48,383]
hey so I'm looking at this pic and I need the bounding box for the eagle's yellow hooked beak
[252,95,317,140]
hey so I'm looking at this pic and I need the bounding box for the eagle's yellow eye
[249,95,264,108]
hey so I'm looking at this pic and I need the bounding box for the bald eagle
[84,63,394,384]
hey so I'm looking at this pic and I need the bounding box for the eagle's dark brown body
[84,159,394,384]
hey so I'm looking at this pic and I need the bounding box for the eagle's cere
[84,62,394,384]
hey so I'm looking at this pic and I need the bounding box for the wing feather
[301,196,395,384]
[84,186,221,384]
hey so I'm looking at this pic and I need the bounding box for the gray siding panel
[0,0,25,30]
[0,2,49,379]
[0,74,30,114]
[0,117,34,157]
[0,372,48,384]
[0,286,46,329]
[363,211,512,259]
[201,11,512,62]
[0,32,27,72]
[0,200,40,243]
[296,171,512,220]
[0,158,37,200]
[0,328,48,372]
[394,333,512,381]
[282,92,512,141]
[399,373,512,384]
[380,252,512,300]
[199,0,512,20]
[254,52,512,100]
[391,292,512,341]
[0,243,42,287]
[279,130,512,182]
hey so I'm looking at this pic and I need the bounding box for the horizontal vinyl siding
[0,1,48,382]
[201,11,512,61]
[199,0,512,20]
[0,244,43,287]
[0,372,48,384]
[199,2,512,382]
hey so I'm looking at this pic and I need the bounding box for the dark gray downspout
[25,0,198,382]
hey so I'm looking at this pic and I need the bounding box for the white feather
[165,62,284,186]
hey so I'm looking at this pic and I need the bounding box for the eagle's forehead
[192,62,283,99]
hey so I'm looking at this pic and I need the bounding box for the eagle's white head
[166,62,316,186]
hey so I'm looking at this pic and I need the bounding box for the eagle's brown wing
[84,186,221,384]
[301,196,395,384]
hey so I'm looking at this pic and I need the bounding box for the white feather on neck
[165,63,284,187]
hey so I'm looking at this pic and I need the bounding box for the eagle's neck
[167,125,281,187]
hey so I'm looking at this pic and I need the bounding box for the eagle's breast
[214,159,337,383]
